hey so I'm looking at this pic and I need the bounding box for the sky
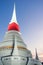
[0,0,43,61]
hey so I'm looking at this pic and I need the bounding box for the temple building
[0,4,42,65]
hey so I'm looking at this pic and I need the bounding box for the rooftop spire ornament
[8,4,20,31]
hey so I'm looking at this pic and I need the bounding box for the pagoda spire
[35,48,39,60]
[10,4,18,24]
[8,4,20,31]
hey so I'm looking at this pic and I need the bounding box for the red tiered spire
[8,4,20,31]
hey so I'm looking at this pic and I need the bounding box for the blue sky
[0,0,43,58]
